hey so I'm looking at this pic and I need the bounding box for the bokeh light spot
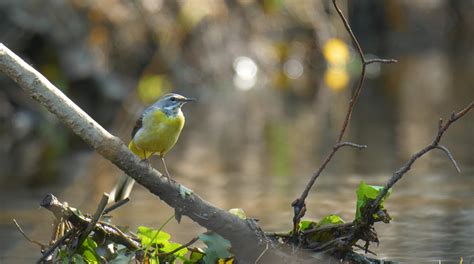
[323,38,350,65]
[233,56,258,90]
[283,59,304,79]
[324,67,349,91]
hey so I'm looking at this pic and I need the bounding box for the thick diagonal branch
[0,43,269,262]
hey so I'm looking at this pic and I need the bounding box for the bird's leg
[161,156,171,183]
[140,151,154,167]
[140,150,148,162]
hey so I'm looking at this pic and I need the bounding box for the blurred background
[0,0,473,263]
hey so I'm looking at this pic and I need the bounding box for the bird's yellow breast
[130,109,185,159]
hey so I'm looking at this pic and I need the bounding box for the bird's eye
[170,97,176,102]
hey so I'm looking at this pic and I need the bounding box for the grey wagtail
[110,93,194,202]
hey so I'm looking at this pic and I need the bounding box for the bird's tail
[109,173,135,203]
[109,140,152,203]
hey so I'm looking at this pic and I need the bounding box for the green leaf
[82,250,99,263]
[81,237,98,249]
[76,237,100,263]
[317,214,344,227]
[149,257,159,264]
[308,214,345,243]
[228,208,247,220]
[162,241,187,257]
[355,181,391,220]
[298,220,316,231]
[185,249,205,263]
[199,232,232,263]
[137,226,171,246]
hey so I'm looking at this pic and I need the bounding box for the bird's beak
[183,97,196,103]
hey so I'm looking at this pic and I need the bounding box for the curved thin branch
[365,58,398,65]
[104,198,130,215]
[291,0,397,233]
[76,193,109,250]
[436,145,461,173]
[336,142,368,150]
[37,229,76,263]
[370,102,473,212]
[332,0,366,144]
[13,219,46,248]
[332,102,474,252]
[158,237,199,257]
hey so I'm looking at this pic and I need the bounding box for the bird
[109,93,194,202]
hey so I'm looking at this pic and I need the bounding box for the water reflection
[1,156,473,263]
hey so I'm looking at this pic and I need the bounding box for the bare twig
[76,193,109,249]
[333,103,474,254]
[436,145,461,173]
[40,194,142,252]
[353,244,376,255]
[158,237,199,257]
[104,197,130,215]
[369,102,473,213]
[37,228,75,264]
[336,142,368,150]
[365,58,398,65]
[308,236,348,252]
[341,102,474,252]
[254,242,269,264]
[13,219,46,248]
[292,0,397,234]
[301,222,354,235]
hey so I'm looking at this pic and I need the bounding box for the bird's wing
[131,114,143,139]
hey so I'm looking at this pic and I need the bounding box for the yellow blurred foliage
[324,67,349,91]
[179,0,227,29]
[137,74,171,104]
[323,38,350,65]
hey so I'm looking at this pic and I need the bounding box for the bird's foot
[140,158,151,166]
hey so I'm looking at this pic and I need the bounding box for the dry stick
[365,58,397,65]
[76,193,109,249]
[301,222,354,235]
[369,102,473,214]
[103,197,130,215]
[40,194,142,252]
[254,242,269,264]
[291,0,397,231]
[13,219,46,248]
[37,229,76,264]
[435,145,461,173]
[158,237,199,257]
[353,244,376,256]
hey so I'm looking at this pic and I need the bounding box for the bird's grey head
[154,93,194,116]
